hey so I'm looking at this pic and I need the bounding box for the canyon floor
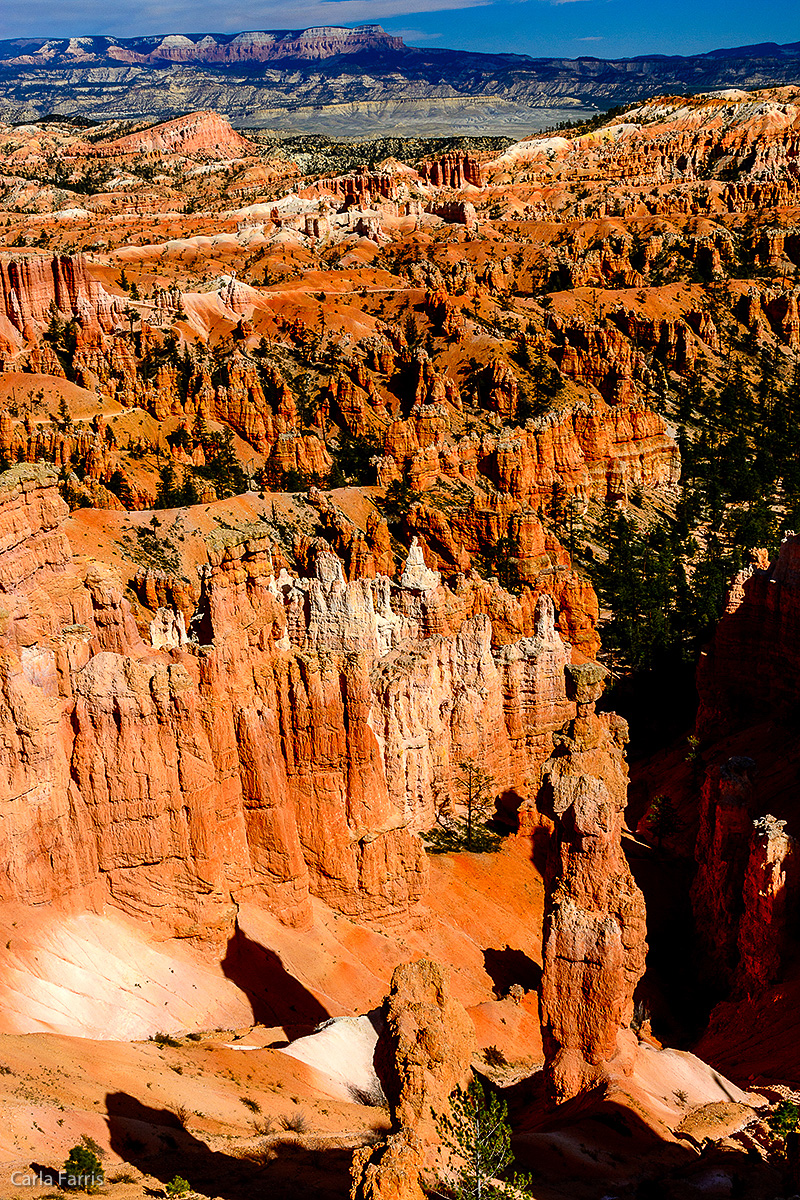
[1,89,800,1199]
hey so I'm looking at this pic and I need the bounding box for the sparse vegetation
[435,1078,535,1199]
[164,1175,192,1197]
[424,758,502,854]
[150,1031,181,1048]
[768,1099,799,1140]
[60,1144,104,1191]
[644,794,680,850]
[280,1110,310,1133]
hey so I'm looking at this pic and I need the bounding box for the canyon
[0,81,798,1200]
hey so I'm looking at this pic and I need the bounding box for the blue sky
[0,0,796,59]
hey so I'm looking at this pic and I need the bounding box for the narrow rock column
[690,756,756,985]
[350,959,475,1200]
[735,814,798,994]
[538,664,647,1104]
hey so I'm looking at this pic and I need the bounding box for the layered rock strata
[0,254,121,346]
[0,466,578,941]
[538,666,647,1104]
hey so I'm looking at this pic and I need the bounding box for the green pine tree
[61,1144,104,1191]
[434,1078,534,1200]
[201,427,247,499]
[424,759,501,854]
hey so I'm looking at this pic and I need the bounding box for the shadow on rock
[105,1092,360,1200]
[482,945,542,998]
[221,920,329,1030]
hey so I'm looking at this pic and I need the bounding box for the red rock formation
[418,153,484,189]
[483,358,519,418]
[424,289,465,341]
[307,489,395,579]
[95,111,257,159]
[378,958,475,1132]
[132,567,199,625]
[426,200,477,225]
[382,397,678,507]
[351,958,474,1200]
[301,170,401,207]
[350,1132,427,1200]
[538,665,647,1103]
[688,537,800,999]
[0,467,583,944]
[735,814,799,995]
[696,537,800,738]
[690,756,757,986]
[0,464,97,650]
[0,254,121,340]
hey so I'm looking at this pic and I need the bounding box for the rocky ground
[0,89,800,1199]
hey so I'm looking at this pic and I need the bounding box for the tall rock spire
[538,663,647,1104]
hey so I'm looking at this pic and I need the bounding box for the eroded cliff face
[538,668,647,1104]
[0,254,121,350]
[736,814,798,995]
[690,756,757,986]
[689,753,800,997]
[680,536,800,1010]
[696,535,800,738]
[0,465,579,944]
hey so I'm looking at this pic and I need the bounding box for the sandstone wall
[697,536,800,737]
[0,468,580,941]
[0,254,121,346]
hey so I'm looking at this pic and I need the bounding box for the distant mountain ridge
[0,28,798,130]
[0,25,405,65]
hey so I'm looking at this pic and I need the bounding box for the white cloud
[388,28,443,39]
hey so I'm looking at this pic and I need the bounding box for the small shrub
[240,1095,261,1113]
[165,1176,192,1197]
[150,1031,181,1049]
[280,1111,310,1133]
[61,1144,104,1191]
[171,1103,189,1127]
[484,1045,507,1068]
[350,1082,388,1107]
[253,1117,277,1135]
[673,1089,689,1106]
[645,794,680,850]
[768,1099,799,1139]
[186,1032,202,1041]
[109,1172,136,1184]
